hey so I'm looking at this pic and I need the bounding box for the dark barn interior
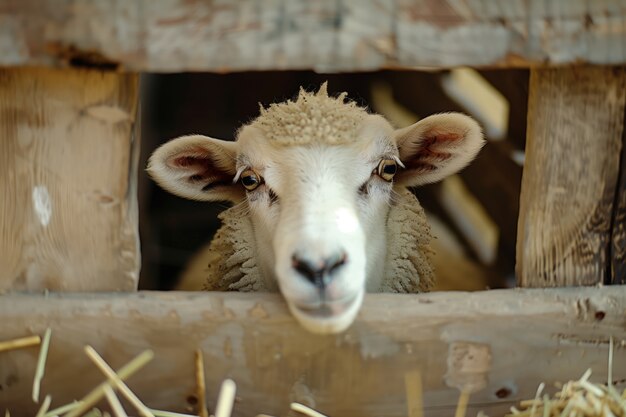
[138,70,529,291]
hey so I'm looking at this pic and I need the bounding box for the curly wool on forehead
[248,83,370,146]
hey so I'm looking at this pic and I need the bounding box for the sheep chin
[286,290,364,335]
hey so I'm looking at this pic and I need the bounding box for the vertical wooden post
[610,108,626,284]
[516,67,626,287]
[0,68,140,291]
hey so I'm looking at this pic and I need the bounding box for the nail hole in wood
[495,387,511,398]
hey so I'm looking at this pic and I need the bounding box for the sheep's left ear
[393,113,484,187]
[147,135,244,203]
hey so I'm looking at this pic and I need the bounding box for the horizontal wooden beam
[0,0,625,71]
[1,288,625,416]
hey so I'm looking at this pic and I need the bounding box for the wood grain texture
[0,0,625,71]
[0,289,624,417]
[516,67,626,287]
[610,108,626,284]
[0,67,140,291]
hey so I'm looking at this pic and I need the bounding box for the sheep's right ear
[147,135,244,203]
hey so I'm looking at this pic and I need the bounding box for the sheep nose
[291,251,347,289]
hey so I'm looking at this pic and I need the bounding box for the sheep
[148,83,484,334]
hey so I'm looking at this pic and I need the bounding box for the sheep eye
[240,169,262,191]
[377,159,397,182]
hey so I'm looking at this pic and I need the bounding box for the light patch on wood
[248,303,269,319]
[31,186,52,227]
[86,105,132,124]
[445,342,492,393]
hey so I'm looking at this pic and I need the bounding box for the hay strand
[195,350,209,417]
[609,336,614,388]
[65,349,154,417]
[0,335,41,353]
[104,385,129,417]
[215,379,236,417]
[32,328,52,403]
[290,403,328,417]
[529,383,545,417]
[405,370,424,417]
[44,401,81,417]
[84,345,155,417]
[34,395,51,417]
[454,391,470,417]
[150,410,198,417]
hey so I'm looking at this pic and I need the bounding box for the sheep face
[148,85,484,334]
[233,115,398,334]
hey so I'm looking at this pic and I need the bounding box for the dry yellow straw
[34,395,51,417]
[195,350,209,417]
[454,391,470,417]
[215,379,237,417]
[32,328,52,403]
[149,410,198,417]
[405,370,424,417]
[608,336,614,388]
[529,383,545,417]
[83,409,103,417]
[84,345,155,417]
[0,335,41,353]
[290,403,328,417]
[44,401,81,417]
[505,369,626,417]
[104,385,129,417]
[65,349,154,417]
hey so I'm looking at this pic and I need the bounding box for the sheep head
[148,84,484,334]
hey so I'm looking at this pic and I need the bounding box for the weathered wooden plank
[0,0,625,71]
[1,289,625,417]
[0,67,140,291]
[516,67,626,288]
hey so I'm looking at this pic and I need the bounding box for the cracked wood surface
[0,288,625,417]
[0,0,625,71]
